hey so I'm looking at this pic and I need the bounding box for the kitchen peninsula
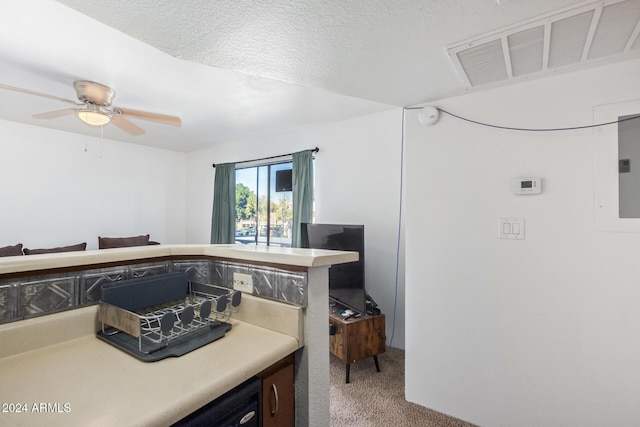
[0,244,357,426]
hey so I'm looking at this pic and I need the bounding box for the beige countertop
[0,244,358,275]
[0,297,303,427]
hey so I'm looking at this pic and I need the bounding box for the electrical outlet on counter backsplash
[233,272,254,293]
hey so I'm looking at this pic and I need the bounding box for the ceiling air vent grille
[508,26,545,77]
[447,0,640,89]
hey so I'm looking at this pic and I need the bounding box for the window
[235,162,293,247]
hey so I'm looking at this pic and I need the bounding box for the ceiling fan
[0,80,181,136]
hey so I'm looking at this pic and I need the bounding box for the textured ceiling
[57,0,589,105]
[0,0,634,152]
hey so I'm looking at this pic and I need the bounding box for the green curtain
[211,162,236,244]
[292,150,314,248]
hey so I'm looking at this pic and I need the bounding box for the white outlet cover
[233,272,254,293]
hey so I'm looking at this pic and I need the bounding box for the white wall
[186,109,406,348]
[0,120,187,250]
[405,59,640,427]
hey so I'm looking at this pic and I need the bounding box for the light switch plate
[499,218,525,240]
[233,272,254,293]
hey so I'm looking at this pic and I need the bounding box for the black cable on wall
[412,106,640,132]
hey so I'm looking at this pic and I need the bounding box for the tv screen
[275,169,292,192]
[302,223,366,314]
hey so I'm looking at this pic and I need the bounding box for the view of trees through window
[235,162,293,247]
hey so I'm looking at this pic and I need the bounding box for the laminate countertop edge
[0,243,358,275]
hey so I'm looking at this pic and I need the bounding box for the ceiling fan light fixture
[76,107,111,126]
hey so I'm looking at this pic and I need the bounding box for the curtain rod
[212,147,319,167]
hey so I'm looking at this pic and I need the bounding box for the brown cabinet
[258,353,295,427]
[329,311,386,383]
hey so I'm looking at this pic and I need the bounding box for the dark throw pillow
[98,234,150,249]
[23,242,87,255]
[0,243,24,257]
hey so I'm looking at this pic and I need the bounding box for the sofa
[0,234,159,257]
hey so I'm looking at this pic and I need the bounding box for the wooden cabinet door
[345,315,386,362]
[329,314,386,363]
[260,354,295,427]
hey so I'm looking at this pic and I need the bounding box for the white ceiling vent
[448,0,640,89]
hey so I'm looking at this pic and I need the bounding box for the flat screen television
[301,223,366,314]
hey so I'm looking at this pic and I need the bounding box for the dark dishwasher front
[172,376,262,427]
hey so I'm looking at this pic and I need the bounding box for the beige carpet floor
[329,347,477,427]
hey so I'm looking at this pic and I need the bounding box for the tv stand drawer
[329,313,385,364]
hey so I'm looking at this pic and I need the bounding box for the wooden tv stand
[329,305,386,383]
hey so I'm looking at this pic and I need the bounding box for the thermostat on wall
[513,177,541,195]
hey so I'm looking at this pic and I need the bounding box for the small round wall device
[418,106,440,125]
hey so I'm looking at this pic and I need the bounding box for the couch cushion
[0,243,24,257]
[23,242,87,255]
[98,234,150,249]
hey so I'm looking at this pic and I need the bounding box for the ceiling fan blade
[112,114,145,136]
[33,108,77,119]
[0,83,79,105]
[117,107,182,127]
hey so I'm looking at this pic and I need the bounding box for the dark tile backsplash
[0,259,307,324]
